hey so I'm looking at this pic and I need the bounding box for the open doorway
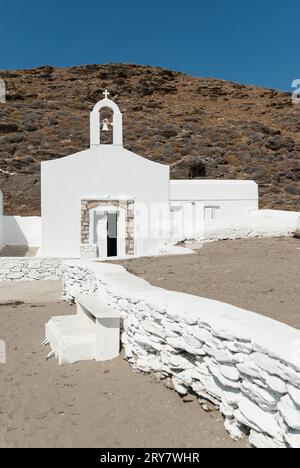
[107,212,118,257]
[94,212,118,258]
[86,203,128,259]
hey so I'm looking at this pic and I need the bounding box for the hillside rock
[0,63,299,215]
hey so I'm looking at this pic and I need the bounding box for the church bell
[102,118,110,132]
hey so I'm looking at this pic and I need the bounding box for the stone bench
[76,294,121,361]
[45,294,121,364]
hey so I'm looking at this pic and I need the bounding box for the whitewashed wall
[170,207,299,243]
[203,209,300,241]
[41,146,170,258]
[62,260,300,449]
[170,180,259,218]
[3,216,41,247]
[169,180,260,242]
[0,257,63,281]
[204,210,300,240]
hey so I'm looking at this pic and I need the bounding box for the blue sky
[0,0,298,90]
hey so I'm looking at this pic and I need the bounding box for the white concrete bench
[45,294,121,365]
[76,294,121,361]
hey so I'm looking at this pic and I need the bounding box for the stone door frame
[89,205,126,258]
[80,198,134,257]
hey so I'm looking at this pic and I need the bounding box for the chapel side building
[170,180,258,221]
[40,93,170,259]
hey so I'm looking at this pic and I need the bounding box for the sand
[0,283,247,448]
[1,237,298,448]
[0,280,62,304]
[118,237,300,329]
[0,246,38,257]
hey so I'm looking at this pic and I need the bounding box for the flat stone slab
[76,294,121,319]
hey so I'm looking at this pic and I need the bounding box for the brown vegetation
[0,64,299,215]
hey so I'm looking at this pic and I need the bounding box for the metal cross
[103,90,110,99]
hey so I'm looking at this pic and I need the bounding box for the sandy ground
[0,282,247,448]
[118,237,300,329]
[0,246,38,257]
[0,280,62,304]
[1,237,297,448]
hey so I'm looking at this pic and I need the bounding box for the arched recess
[90,97,123,147]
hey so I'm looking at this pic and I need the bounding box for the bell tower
[90,90,123,147]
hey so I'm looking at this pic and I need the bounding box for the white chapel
[40,91,259,259]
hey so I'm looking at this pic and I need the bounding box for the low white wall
[62,260,300,449]
[197,209,299,242]
[3,216,41,247]
[0,258,63,281]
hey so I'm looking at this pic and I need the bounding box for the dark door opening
[107,213,118,257]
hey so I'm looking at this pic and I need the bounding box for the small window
[204,206,220,221]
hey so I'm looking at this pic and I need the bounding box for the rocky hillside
[0,64,299,215]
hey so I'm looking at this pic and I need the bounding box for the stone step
[45,315,96,365]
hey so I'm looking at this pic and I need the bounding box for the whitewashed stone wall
[62,260,300,449]
[200,210,300,243]
[80,244,99,259]
[0,258,63,281]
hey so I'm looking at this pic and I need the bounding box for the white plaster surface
[170,180,259,240]
[3,216,41,247]
[2,204,297,257]
[60,259,300,448]
[170,180,259,202]
[200,209,300,242]
[41,146,170,258]
[45,315,96,365]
